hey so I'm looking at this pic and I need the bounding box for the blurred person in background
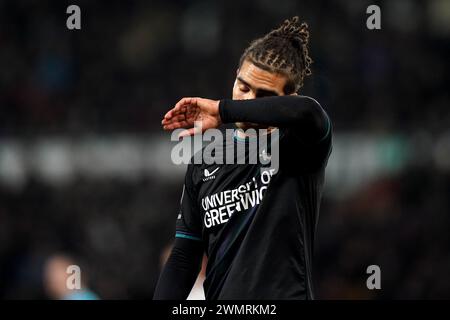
[43,254,99,300]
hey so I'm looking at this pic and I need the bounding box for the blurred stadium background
[0,0,449,299]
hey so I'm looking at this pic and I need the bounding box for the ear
[236,68,240,76]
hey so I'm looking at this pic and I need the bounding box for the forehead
[237,60,287,92]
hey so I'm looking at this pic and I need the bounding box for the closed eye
[239,84,250,93]
[236,77,279,97]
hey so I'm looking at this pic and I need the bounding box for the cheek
[232,85,242,99]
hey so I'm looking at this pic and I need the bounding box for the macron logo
[204,167,219,177]
[203,167,219,182]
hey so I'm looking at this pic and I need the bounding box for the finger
[162,116,171,124]
[172,99,186,115]
[163,120,191,130]
[166,107,188,121]
[164,109,175,120]
[162,115,176,125]
[174,97,197,113]
[175,97,190,110]
[162,113,188,126]
[165,97,197,119]
[170,114,186,122]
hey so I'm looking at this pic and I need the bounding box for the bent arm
[153,238,204,300]
[219,95,330,143]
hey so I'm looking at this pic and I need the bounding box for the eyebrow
[237,76,279,97]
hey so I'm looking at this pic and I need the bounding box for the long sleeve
[219,95,330,144]
[153,238,204,300]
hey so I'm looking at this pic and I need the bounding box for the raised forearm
[219,95,330,142]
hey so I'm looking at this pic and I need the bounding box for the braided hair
[239,16,313,94]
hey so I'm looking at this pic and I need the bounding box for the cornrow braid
[239,16,313,93]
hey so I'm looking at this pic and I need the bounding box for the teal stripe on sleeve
[175,232,202,241]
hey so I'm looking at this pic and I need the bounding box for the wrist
[218,99,227,124]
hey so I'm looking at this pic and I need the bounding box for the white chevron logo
[204,167,219,177]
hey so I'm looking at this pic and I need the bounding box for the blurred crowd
[0,178,180,299]
[0,0,449,299]
[317,166,450,299]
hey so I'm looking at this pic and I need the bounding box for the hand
[162,97,221,138]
